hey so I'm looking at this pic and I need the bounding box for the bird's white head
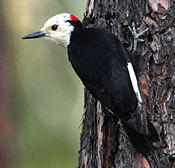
[22,13,81,47]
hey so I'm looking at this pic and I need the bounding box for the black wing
[68,27,160,167]
[68,27,139,117]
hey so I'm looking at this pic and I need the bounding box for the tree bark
[79,0,175,168]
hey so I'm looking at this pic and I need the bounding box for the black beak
[22,31,46,39]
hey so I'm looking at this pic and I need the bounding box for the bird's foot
[128,22,152,51]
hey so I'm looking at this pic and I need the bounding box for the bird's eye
[51,24,58,31]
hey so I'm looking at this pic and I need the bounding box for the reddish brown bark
[79,0,175,167]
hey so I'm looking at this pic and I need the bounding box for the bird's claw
[129,22,152,51]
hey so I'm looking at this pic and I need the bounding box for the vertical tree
[0,2,13,168]
[79,0,175,167]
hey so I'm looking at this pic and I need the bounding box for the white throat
[44,25,74,47]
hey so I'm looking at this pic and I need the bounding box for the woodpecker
[22,13,160,167]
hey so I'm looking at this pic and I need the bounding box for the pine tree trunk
[79,0,175,167]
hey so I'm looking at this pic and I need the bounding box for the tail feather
[147,119,159,142]
[123,122,160,168]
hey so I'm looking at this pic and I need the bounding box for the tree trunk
[79,0,175,167]
[0,2,13,168]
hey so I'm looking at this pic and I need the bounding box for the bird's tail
[123,121,160,168]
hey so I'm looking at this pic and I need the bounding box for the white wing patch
[127,63,142,104]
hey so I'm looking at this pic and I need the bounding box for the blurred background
[1,0,86,167]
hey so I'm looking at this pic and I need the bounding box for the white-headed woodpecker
[22,13,160,167]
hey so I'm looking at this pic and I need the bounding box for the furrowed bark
[79,0,175,167]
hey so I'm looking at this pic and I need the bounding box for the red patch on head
[70,14,79,22]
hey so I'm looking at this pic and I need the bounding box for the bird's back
[68,27,138,117]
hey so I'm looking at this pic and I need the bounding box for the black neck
[67,20,82,28]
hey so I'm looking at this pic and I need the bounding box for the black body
[68,23,159,167]
[68,27,138,118]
